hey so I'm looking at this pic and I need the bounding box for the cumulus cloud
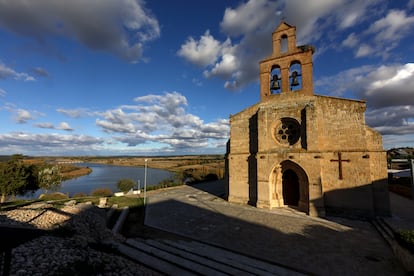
[366,9,414,42]
[177,30,224,67]
[0,62,35,81]
[0,0,160,62]
[96,91,229,150]
[15,109,33,124]
[357,63,414,108]
[343,8,414,58]
[35,122,74,131]
[57,122,73,131]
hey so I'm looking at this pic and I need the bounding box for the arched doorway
[277,160,309,214]
[282,169,300,206]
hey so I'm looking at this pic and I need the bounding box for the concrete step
[121,238,305,276]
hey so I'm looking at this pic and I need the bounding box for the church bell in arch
[270,74,280,91]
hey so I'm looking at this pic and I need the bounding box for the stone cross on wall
[330,152,350,180]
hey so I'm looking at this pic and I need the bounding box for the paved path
[384,192,414,232]
[145,181,407,275]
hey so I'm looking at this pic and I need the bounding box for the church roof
[274,21,294,32]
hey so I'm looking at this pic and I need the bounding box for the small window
[281,35,288,53]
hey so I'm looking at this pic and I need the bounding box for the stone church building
[226,22,390,218]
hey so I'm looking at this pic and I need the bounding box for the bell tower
[259,22,315,101]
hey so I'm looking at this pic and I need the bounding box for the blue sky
[1,0,414,156]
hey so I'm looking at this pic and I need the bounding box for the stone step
[160,239,302,276]
[126,239,227,275]
[371,218,394,246]
[123,238,304,276]
[115,242,196,275]
[143,239,252,275]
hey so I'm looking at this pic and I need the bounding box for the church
[226,22,390,218]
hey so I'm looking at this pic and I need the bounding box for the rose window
[274,118,301,145]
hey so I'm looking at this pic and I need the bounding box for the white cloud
[0,88,6,96]
[35,122,55,129]
[35,121,73,131]
[360,63,414,107]
[0,132,104,155]
[15,109,33,124]
[317,63,414,107]
[342,33,358,48]
[0,0,160,62]
[177,31,226,67]
[96,92,229,150]
[220,0,279,36]
[57,108,95,118]
[57,122,73,131]
[367,9,414,42]
[355,44,373,57]
[344,8,414,58]
[0,63,35,81]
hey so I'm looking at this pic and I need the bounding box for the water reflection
[21,163,174,199]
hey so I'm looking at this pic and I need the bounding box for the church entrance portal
[282,169,300,206]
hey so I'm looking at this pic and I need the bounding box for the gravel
[0,202,161,275]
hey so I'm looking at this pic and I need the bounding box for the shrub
[39,192,68,201]
[90,188,113,197]
[72,192,87,198]
[116,178,135,193]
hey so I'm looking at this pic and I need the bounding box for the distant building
[226,22,390,218]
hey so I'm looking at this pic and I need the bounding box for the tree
[0,155,30,203]
[37,165,62,193]
[117,178,135,193]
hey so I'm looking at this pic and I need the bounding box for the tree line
[0,154,62,203]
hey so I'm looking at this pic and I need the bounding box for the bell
[270,75,280,91]
[291,71,300,87]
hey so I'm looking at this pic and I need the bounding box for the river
[21,162,175,199]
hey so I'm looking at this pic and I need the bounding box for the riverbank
[75,155,225,181]
[60,164,92,180]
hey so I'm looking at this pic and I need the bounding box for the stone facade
[226,22,390,218]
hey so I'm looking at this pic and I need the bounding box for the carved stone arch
[275,160,309,214]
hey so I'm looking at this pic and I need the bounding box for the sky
[0,0,414,156]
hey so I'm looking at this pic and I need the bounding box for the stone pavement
[145,180,408,276]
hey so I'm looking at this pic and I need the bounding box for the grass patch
[396,230,414,254]
[107,196,143,208]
